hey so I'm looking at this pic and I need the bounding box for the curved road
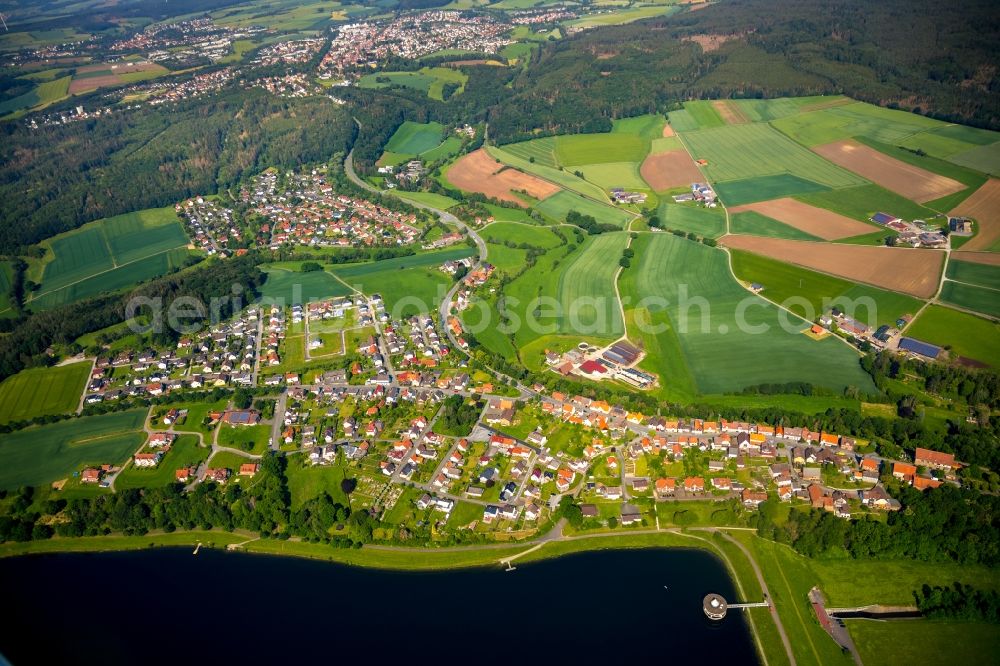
[345,143,531,394]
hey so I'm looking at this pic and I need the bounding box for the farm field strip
[906,305,999,366]
[679,122,866,188]
[555,233,628,338]
[620,234,875,395]
[445,149,558,204]
[640,150,703,192]
[0,362,91,424]
[729,197,876,240]
[813,139,966,203]
[949,178,1000,252]
[487,144,612,203]
[719,235,944,298]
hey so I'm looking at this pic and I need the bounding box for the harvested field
[446,149,559,205]
[640,150,703,192]
[729,197,875,240]
[950,178,1000,252]
[719,235,944,298]
[69,74,118,93]
[814,139,965,203]
[952,251,1000,267]
[712,100,749,125]
[68,62,164,93]
[662,124,675,138]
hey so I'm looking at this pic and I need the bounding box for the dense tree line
[435,395,483,435]
[0,90,354,253]
[756,483,1000,565]
[915,583,1000,623]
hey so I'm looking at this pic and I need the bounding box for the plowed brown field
[813,139,965,203]
[719,235,944,298]
[950,178,1000,252]
[446,149,560,205]
[729,197,875,240]
[640,150,703,192]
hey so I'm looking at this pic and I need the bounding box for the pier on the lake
[703,593,769,620]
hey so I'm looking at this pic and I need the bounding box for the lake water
[0,547,757,665]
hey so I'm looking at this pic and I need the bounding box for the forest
[484,0,1000,142]
[0,90,355,253]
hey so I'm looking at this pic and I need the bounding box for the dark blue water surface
[0,546,757,665]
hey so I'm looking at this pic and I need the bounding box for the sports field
[535,190,634,228]
[28,207,191,309]
[907,305,999,366]
[384,121,446,155]
[730,251,923,327]
[679,123,866,188]
[620,234,874,395]
[0,362,91,424]
[656,202,726,238]
[553,233,628,338]
[0,409,147,490]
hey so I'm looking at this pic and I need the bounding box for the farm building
[603,340,641,366]
[898,337,942,360]
[949,217,973,235]
[871,212,900,225]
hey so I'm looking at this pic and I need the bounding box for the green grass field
[565,4,680,28]
[714,174,831,207]
[535,190,634,228]
[946,259,1000,290]
[683,100,726,129]
[576,161,649,191]
[392,190,460,210]
[420,136,463,163]
[259,267,353,305]
[482,222,563,248]
[0,409,147,490]
[796,183,933,224]
[555,132,648,166]
[939,281,1000,318]
[286,458,349,509]
[680,123,866,188]
[907,305,999,365]
[0,75,71,116]
[0,362,90,424]
[612,114,666,142]
[730,250,923,327]
[728,96,846,123]
[772,100,945,147]
[332,247,475,316]
[620,234,875,395]
[28,207,191,309]
[359,67,467,101]
[657,202,727,238]
[849,620,1000,665]
[217,423,272,455]
[114,435,208,490]
[384,121,446,155]
[497,137,559,168]
[731,211,822,241]
[552,232,628,338]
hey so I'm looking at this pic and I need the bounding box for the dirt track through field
[446,149,560,205]
[640,150,703,192]
[712,100,749,125]
[813,139,966,203]
[950,178,1000,252]
[719,235,944,298]
[729,197,875,240]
